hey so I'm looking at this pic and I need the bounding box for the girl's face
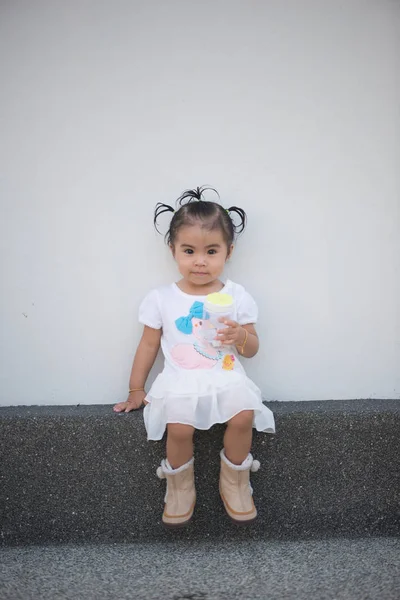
[171,223,233,290]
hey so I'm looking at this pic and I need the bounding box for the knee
[227,410,254,431]
[167,423,194,442]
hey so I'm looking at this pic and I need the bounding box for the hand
[216,318,246,347]
[113,390,148,413]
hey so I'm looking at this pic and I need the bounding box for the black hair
[154,186,247,248]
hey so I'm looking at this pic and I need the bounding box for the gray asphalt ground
[1,537,399,600]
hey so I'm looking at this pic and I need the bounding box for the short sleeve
[237,290,258,325]
[138,289,162,329]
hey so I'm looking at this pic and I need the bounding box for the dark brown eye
[199,320,202,325]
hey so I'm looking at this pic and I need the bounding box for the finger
[217,327,235,336]
[218,333,237,343]
[217,334,235,343]
[216,334,229,342]
[219,319,238,328]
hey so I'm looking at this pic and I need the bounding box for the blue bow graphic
[175,301,204,334]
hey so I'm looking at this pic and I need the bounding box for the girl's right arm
[113,325,162,413]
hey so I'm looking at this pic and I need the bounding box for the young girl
[114,187,275,527]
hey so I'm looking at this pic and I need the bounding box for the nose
[194,254,207,266]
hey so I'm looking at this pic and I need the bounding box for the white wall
[1,0,399,406]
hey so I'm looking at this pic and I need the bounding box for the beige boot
[156,457,196,527]
[219,449,260,524]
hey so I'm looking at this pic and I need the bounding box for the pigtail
[154,203,175,234]
[177,186,219,206]
[227,206,247,234]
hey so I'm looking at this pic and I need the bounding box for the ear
[169,243,175,258]
[226,244,234,261]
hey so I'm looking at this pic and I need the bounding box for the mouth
[192,272,208,276]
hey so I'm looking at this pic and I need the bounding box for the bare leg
[166,423,195,469]
[223,410,254,465]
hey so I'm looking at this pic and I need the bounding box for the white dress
[139,280,275,440]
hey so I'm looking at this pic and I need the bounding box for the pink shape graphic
[171,318,220,370]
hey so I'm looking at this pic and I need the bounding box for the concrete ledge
[1,400,399,545]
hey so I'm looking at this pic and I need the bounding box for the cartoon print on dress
[222,354,235,371]
[171,302,224,370]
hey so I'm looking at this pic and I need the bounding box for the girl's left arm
[217,320,259,358]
